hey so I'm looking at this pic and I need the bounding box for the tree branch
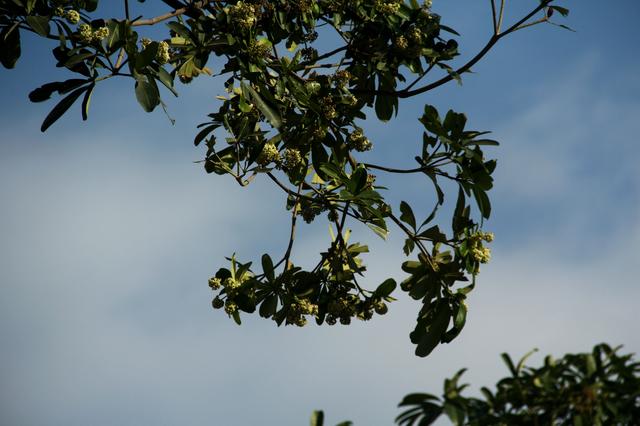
[131,0,214,27]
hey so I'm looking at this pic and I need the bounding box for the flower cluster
[229,2,258,30]
[283,148,303,169]
[324,294,385,325]
[286,297,319,327]
[257,142,280,166]
[374,0,401,14]
[65,9,80,24]
[348,129,372,152]
[78,23,92,42]
[320,96,337,120]
[247,39,271,60]
[333,70,352,87]
[210,268,254,317]
[156,41,170,64]
[468,232,494,264]
[78,24,109,43]
[305,80,321,94]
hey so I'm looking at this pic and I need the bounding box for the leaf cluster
[1,0,570,356]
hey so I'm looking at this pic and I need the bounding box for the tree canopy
[314,343,640,425]
[0,0,570,357]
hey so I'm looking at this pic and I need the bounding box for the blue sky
[1,1,639,425]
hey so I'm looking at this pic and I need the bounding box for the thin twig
[267,172,316,203]
[490,0,498,34]
[131,0,213,26]
[388,213,436,270]
[497,0,506,34]
[280,183,303,271]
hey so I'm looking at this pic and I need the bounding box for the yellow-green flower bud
[65,9,80,25]
[283,148,303,170]
[54,7,65,17]
[257,142,280,166]
[247,39,271,59]
[208,277,222,290]
[305,81,321,94]
[395,35,409,50]
[320,96,336,120]
[472,246,491,263]
[348,129,373,152]
[375,0,401,14]
[92,26,109,41]
[78,24,93,43]
[156,41,171,64]
[223,277,240,290]
[229,2,257,30]
[224,301,238,315]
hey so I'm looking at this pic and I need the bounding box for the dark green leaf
[375,279,397,297]
[134,76,160,112]
[26,15,50,37]
[40,85,88,132]
[310,410,324,426]
[375,94,394,121]
[550,5,570,16]
[400,201,417,230]
[472,187,491,219]
[81,82,95,121]
[0,24,21,69]
[414,301,451,357]
[261,254,275,282]
[244,83,282,128]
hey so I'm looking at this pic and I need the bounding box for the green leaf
[585,353,597,376]
[413,301,451,357]
[193,124,217,146]
[375,279,397,297]
[259,294,278,318]
[403,238,415,256]
[244,83,282,129]
[156,67,178,96]
[106,19,122,49]
[137,42,159,70]
[0,24,21,69]
[550,5,570,16]
[134,76,160,112]
[81,82,95,121]
[310,410,324,426]
[26,15,50,37]
[501,353,518,377]
[40,85,88,132]
[472,187,491,219]
[418,226,448,243]
[231,310,242,325]
[469,139,499,146]
[29,79,87,103]
[261,254,275,282]
[399,201,417,230]
[311,141,329,180]
[375,93,394,121]
[367,222,389,240]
